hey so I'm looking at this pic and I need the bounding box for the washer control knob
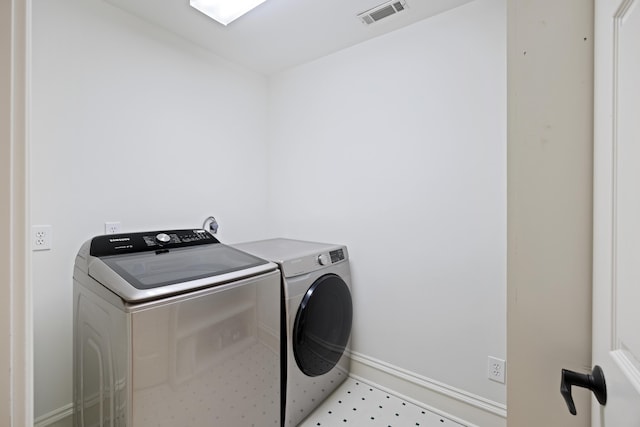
[318,254,330,266]
[156,233,171,244]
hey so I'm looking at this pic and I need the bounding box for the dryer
[233,238,353,427]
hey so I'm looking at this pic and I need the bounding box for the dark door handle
[560,365,607,415]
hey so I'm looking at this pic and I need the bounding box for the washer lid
[84,229,275,302]
[97,243,270,290]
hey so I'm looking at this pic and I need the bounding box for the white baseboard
[34,403,73,427]
[349,351,507,427]
[38,353,507,427]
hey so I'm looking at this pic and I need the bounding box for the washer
[233,238,353,427]
[73,229,281,426]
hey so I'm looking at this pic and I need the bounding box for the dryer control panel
[318,249,345,266]
[231,238,349,279]
[330,248,345,263]
[285,248,348,278]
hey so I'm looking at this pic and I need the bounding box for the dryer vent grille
[358,0,408,25]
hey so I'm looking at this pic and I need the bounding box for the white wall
[267,0,506,411]
[31,0,270,419]
[31,0,506,423]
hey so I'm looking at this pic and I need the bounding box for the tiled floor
[53,377,464,427]
[299,378,465,427]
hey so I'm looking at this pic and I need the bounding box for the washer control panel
[155,233,171,244]
[90,229,219,257]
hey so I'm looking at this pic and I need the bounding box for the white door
[592,0,640,424]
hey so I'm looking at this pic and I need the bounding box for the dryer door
[293,273,353,377]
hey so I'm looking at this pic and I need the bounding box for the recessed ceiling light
[190,0,268,26]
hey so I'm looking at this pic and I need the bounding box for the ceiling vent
[358,0,408,25]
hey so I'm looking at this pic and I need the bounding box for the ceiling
[104,0,475,75]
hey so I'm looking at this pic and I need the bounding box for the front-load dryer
[233,238,353,427]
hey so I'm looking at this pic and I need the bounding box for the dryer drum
[293,273,353,377]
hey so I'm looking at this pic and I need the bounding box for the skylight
[190,0,268,26]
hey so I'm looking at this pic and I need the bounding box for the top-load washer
[233,238,353,427]
[73,229,281,426]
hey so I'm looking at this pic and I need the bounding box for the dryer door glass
[293,273,352,377]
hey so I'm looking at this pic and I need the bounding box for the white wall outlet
[32,225,52,251]
[104,221,121,235]
[488,356,506,383]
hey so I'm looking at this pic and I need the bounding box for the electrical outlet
[32,225,52,251]
[104,221,121,235]
[488,356,506,383]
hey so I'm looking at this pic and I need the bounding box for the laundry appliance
[73,229,281,426]
[233,238,353,427]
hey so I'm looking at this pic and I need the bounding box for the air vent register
[358,0,408,25]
